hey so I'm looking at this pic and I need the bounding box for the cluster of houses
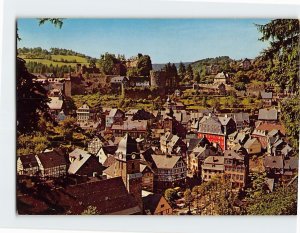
[17,57,298,215]
[17,88,298,214]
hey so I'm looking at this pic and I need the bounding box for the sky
[17,18,271,64]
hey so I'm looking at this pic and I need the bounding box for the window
[161,204,165,208]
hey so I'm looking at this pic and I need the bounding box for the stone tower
[64,78,72,97]
[115,134,143,209]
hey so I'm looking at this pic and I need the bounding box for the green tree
[246,185,297,215]
[184,188,194,213]
[164,188,177,207]
[178,62,186,81]
[210,98,220,111]
[256,19,299,93]
[99,52,116,74]
[194,71,201,83]
[137,54,152,76]
[17,132,50,155]
[280,97,300,149]
[185,64,194,81]
[16,58,50,133]
[234,82,246,91]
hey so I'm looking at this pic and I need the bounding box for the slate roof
[232,112,250,124]
[17,177,141,215]
[115,134,139,160]
[151,154,182,169]
[143,194,165,215]
[218,116,232,126]
[284,157,298,170]
[264,156,283,169]
[224,150,244,161]
[202,156,224,171]
[258,109,278,121]
[198,116,223,135]
[281,144,293,156]
[187,138,208,152]
[69,148,90,161]
[36,149,67,169]
[18,154,38,169]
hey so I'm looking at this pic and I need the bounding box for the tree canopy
[256,19,299,93]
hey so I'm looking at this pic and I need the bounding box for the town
[16,19,299,215]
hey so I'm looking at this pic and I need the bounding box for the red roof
[256,123,286,135]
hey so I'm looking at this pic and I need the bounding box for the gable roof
[68,150,91,174]
[224,150,244,161]
[151,154,182,169]
[254,123,286,135]
[36,149,67,169]
[258,109,278,121]
[17,177,141,215]
[264,156,283,169]
[284,157,298,170]
[198,116,223,135]
[116,134,139,160]
[18,154,39,169]
[232,112,250,123]
[244,138,260,149]
[143,194,167,215]
[202,156,224,171]
[218,116,232,126]
[69,148,90,160]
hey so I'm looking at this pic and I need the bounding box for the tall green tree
[256,19,299,93]
[185,64,194,81]
[280,97,300,149]
[16,58,50,133]
[137,54,152,76]
[194,71,200,83]
[99,52,116,74]
[178,62,186,81]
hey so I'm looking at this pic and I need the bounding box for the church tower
[115,134,143,210]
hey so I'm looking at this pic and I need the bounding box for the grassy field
[19,54,90,67]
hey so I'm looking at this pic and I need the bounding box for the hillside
[191,56,234,72]
[18,47,93,68]
[18,54,90,68]
[152,62,191,71]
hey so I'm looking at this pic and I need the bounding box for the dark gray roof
[284,157,298,170]
[18,154,38,169]
[232,112,250,123]
[151,154,182,169]
[258,109,278,121]
[36,149,67,169]
[224,150,244,161]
